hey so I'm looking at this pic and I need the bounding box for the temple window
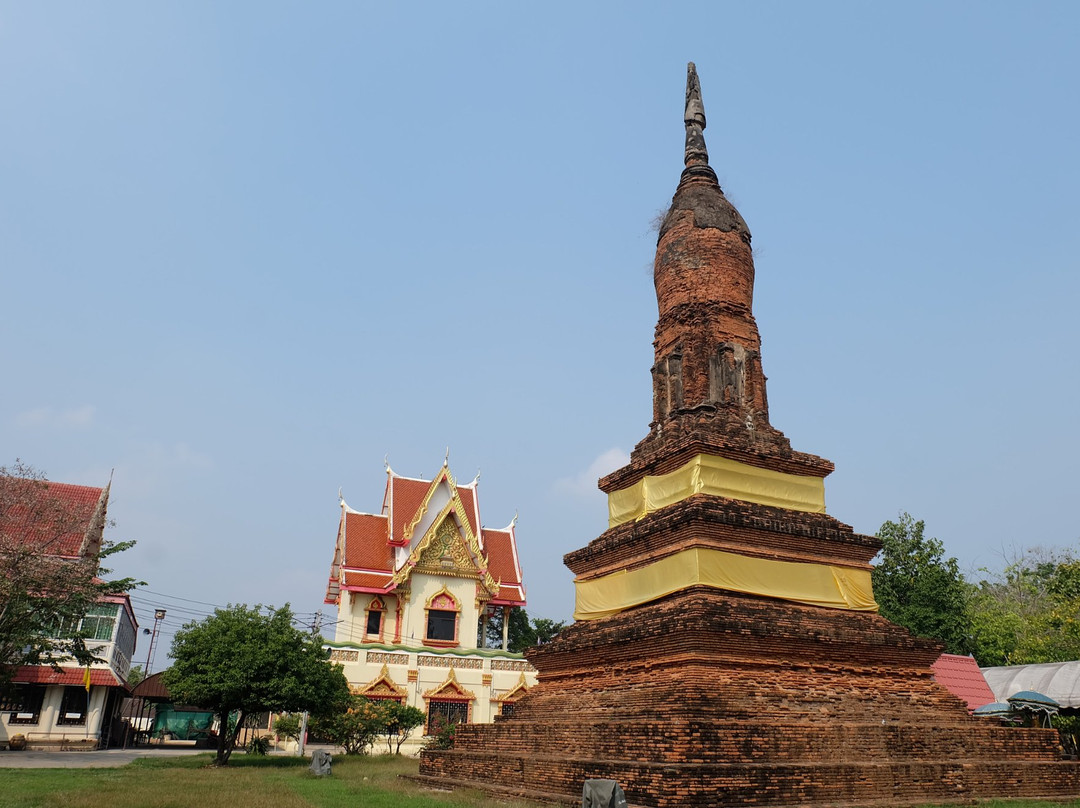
[427,699,469,734]
[424,590,460,646]
[364,597,386,641]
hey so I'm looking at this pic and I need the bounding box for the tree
[272,713,303,744]
[872,513,972,655]
[126,665,145,688]
[381,701,425,754]
[968,549,1080,666]
[530,617,567,646]
[0,461,140,686]
[481,608,567,653]
[309,695,386,755]
[165,604,350,765]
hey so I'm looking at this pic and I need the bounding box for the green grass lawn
[0,754,546,808]
[1,754,1079,808]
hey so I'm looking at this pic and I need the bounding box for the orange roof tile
[343,512,392,571]
[13,665,125,689]
[343,570,394,591]
[0,479,105,558]
[483,527,526,606]
[329,464,527,605]
[931,653,996,711]
[390,477,430,544]
[457,485,479,537]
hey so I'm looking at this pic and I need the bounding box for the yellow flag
[83,665,92,692]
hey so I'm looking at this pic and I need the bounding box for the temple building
[418,65,1080,806]
[323,460,535,735]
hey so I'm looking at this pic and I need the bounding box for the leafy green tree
[126,665,145,688]
[530,617,567,646]
[872,513,972,655]
[310,695,386,755]
[165,604,349,765]
[381,701,425,754]
[482,608,566,653]
[969,550,1080,666]
[0,461,141,686]
[272,713,303,744]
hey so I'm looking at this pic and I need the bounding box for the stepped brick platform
[417,64,1080,806]
[422,590,1080,806]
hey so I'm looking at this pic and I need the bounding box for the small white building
[1,481,137,749]
[324,461,536,734]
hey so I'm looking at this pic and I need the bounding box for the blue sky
[3,2,1078,663]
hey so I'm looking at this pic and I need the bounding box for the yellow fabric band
[573,547,878,621]
[607,453,826,528]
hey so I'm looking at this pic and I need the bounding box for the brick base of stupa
[418,587,1080,807]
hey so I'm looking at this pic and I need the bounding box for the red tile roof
[343,512,392,571]
[329,465,526,606]
[931,653,996,711]
[12,665,125,689]
[389,477,430,544]
[457,484,480,537]
[343,570,394,591]
[483,527,526,606]
[0,479,106,558]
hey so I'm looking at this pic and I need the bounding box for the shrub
[247,734,272,755]
[425,722,456,750]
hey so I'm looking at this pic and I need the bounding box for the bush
[425,722,456,750]
[309,696,385,755]
[273,713,302,743]
[381,702,426,754]
[246,734,272,755]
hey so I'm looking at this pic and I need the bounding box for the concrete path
[0,748,208,769]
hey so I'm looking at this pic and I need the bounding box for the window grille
[2,685,45,725]
[57,686,88,726]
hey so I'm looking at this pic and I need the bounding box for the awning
[11,665,126,688]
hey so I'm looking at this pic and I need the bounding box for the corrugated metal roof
[982,661,1080,709]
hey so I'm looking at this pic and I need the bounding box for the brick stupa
[418,64,1080,807]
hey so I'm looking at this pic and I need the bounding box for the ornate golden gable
[415,519,476,578]
[391,494,501,598]
[422,667,476,702]
[495,672,530,704]
[352,663,408,701]
[399,467,458,547]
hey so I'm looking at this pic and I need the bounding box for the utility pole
[298,711,309,758]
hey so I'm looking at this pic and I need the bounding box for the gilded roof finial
[684,62,709,167]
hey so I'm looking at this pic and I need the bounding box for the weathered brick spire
[604,63,832,492]
[652,63,762,429]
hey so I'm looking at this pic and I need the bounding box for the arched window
[424,589,460,647]
[364,597,386,641]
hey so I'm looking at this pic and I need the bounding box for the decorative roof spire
[682,62,718,184]
[684,62,708,165]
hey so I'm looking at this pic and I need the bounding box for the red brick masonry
[420,583,1080,807]
[417,65,1080,806]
